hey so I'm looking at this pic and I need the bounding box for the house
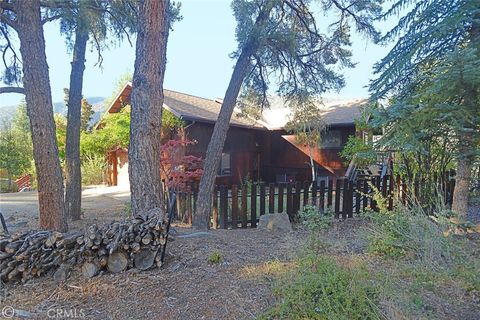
[102,82,366,187]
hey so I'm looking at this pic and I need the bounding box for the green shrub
[81,154,106,185]
[207,250,222,264]
[298,205,334,231]
[262,255,381,320]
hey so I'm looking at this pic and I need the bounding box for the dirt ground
[1,226,307,320]
[0,186,130,235]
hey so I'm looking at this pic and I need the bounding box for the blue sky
[0,0,394,107]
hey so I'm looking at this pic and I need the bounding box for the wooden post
[186,190,192,225]
[334,179,342,218]
[342,179,348,219]
[371,177,377,211]
[355,179,361,215]
[388,175,394,210]
[311,181,318,207]
[319,180,325,213]
[303,181,310,206]
[286,183,293,221]
[362,179,368,209]
[327,180,333,208]
[382,175,388,199]
[241,185,247,228]
[212,186,218,229]
[251,183,257,228]
[231,185,238,229]
[268,183,275,213]
[219,185,228,229]
[278,183,284,213]
[294,181,302,217]
[348,180,354,218]
[259,183,266,216]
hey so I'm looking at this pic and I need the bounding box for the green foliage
[207,250,222,264]
[162,109,185,133]
[233,0,382,112]
[80,106,131,157]
[370,0,480,99]
[81,154,106,185]
[364,204,455,261]
[340,136,377,167]
[299,205,334,232]
[54,114,67,161]
[0,103,33,178]
[262,255,381,320]
[81,98,95,132]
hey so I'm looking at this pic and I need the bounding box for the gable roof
[105,82,367,130]
[106,82,263,129]
[260,97,368,130]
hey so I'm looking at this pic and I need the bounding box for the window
[218,153,231,176]
[320,130,342,148]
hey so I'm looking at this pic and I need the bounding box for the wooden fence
[173,174,456,229]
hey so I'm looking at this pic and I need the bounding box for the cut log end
[107,251,128,273]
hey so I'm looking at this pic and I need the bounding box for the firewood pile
[0,208,170,283]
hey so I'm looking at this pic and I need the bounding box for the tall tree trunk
[193,50,253,229]
[193,5,275,229]
[16,0,67,231]
[129,0,169,218]
[65,27,89,221]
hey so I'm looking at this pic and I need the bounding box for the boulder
[258,213,292,232]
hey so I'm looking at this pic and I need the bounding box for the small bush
[298,205,334,231]
[81,154,106,185]
[262,255,381,320]
[364,205,456,262]
[207,250,222,264]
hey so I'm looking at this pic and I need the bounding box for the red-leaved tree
[160,138,203,192]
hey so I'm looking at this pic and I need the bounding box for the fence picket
[269,183,275,213]
[251,184,257,228]
[231,185,239,229]
[241,185,247,228]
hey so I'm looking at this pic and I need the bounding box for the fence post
[286,183,293,221]
[303,181,310,207]
[327,180,333,209]
[335,179,342,218]
[342,179,348,219]
[241,185,247,228]
[319,180,325,213]
[355,179,361,215]
[371,177,377,211]
[259,183,266,216]
[294,181,302,217]
[219,185,228,229]
[278,183,284,213]
[348,180,354,218]
[268,183,275,213]
[187,190,192,225]
[388,175,394,210]
[231,185,238,229]
[311,181,318,207]
[251,183,257,228]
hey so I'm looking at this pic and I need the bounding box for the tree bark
[16,0,67,231]
[65,27,89,221]
[129,0,169,218]
[193,51,253,229]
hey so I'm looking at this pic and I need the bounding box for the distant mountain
[0,97,107,128]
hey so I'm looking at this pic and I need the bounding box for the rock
[258,213,292,232]
[53,264,72,282]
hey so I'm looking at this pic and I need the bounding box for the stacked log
[0,209,168,283]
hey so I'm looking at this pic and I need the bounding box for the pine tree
[194,0,382,229]
[370,0,480,217]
